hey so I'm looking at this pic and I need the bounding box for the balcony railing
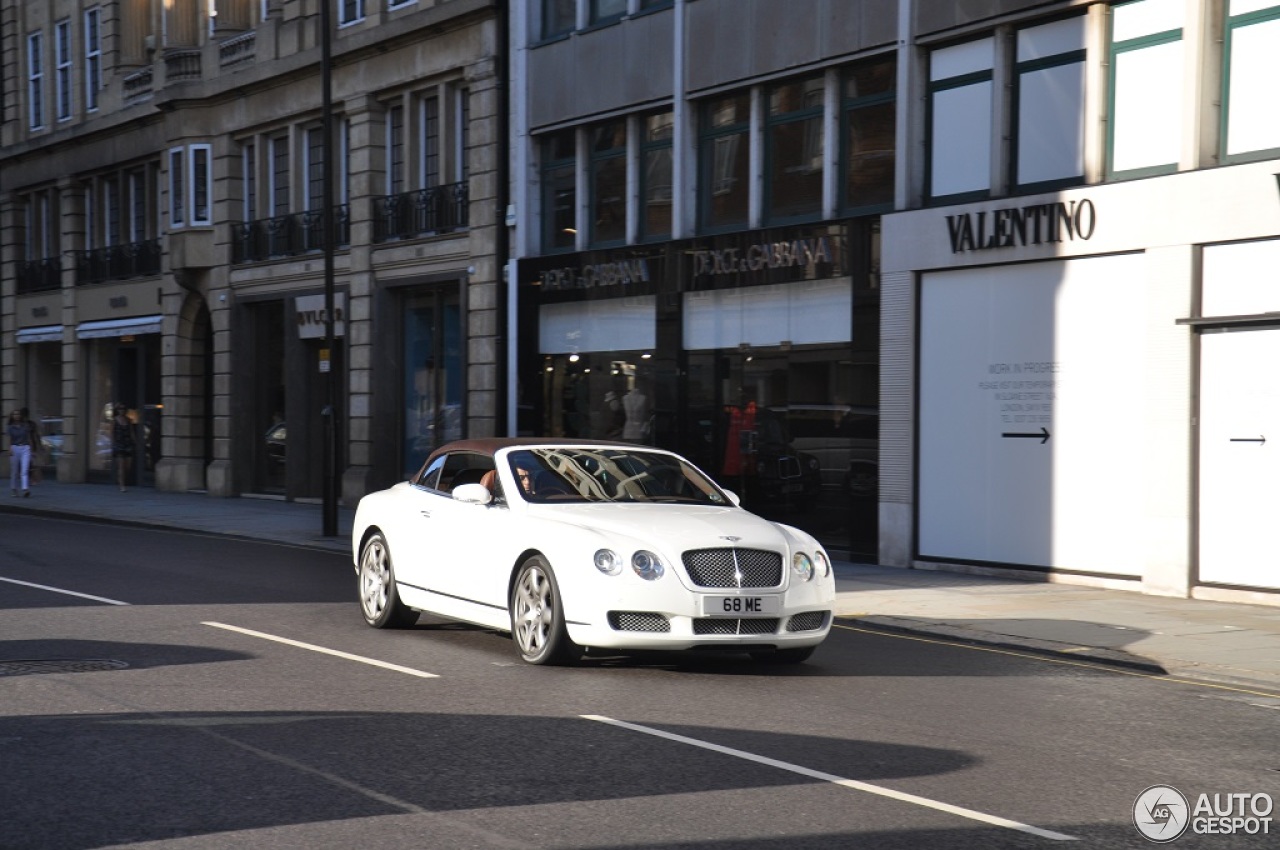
[232,206,350,264]
[164,48,202,83]
[17,257,62,294]
[219,31,256,68]
[75,239,162,285]
[122,67,154,102]
[373,181,469,243]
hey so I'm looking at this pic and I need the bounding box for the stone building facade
[1,0,503,503]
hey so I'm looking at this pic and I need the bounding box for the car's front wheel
[358,532,419,629]
[510,556,577,665]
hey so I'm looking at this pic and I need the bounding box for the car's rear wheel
[749,646,816,665]
[510,556,577,665]
[359,532,419,629]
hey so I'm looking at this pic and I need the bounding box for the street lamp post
[320,0,339,537]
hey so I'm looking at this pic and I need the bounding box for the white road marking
[202,621,439,678]
[582,714,1079,842]
[0,575,129,605]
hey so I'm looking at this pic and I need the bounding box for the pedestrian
[20,408,43,485]
[112,404,135,493]
[7,409,33,497]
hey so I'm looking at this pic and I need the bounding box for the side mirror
[453,483,494,505]
[722,489,741,507]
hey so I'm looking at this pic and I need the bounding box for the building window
[590,121,627,246]
[271,135,290,214]
[387,105,405,194]
[169,148,185,227]
[170,145,212,227]
[640,110,673,241]
[128,169,148,242]
[104,176,122,245]
[842,56,895,212]
[28,31,45,130]
[388,0,416,8]
[590,0,627,25]
[55,20,72,122]
[765,75,825,224]
[85,7,102,112]
[541,129,577,252]
[1108,0,1183,176]
[928,38,994,202]
[243,142,257,220]
[543,0,576,39]
[638,0,673,9]
[1014,16,1086,190]
[1222,0,1280,160]
[699,92,751,232]
[421,94,440,187]
[339,0,365,26]
[454,87,470,183]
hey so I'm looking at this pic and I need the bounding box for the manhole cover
[0,659,130,677]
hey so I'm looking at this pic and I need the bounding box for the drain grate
[0,659,130,677]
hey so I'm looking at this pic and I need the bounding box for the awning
[16,325,63,344]
[76,315,163,339]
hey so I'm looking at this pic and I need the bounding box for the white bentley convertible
[352,438,836,665]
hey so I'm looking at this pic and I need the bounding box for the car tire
[749,646,816,665]
[510,555,578,665]
[358,531,419,629]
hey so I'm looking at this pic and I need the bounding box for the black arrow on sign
[1002,427,1050,444]
[1229,436,1266,445]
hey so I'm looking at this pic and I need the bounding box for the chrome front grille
[607,611,671,632]
[693,618,780,636]
[681,548,783,588]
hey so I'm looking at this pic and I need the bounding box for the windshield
[506,447,731,505]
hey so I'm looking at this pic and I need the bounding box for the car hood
[527,503,804,552]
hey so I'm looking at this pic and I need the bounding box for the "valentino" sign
[946,199,1096,254]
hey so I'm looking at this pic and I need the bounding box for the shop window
[842,57,895,213]
[765,76,825,224]
[1222,0,1280,160]
[1108,0,1183,177]
[543,0,576,39]
[1014,16,1086,191]
[590,0,626,25]
[641,111,673,241]
[927,37,994,202]
[590,121,627,246]
[541,129,577,252]
[169,144,212,227]
[55,20,72,122]
[28,31,45,130]
[699,92,751,232]
[85,7,102,112]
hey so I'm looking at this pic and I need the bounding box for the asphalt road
[1,514,1277,849]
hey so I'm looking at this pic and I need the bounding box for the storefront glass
[84,333,161,486]
[402,287,462,478]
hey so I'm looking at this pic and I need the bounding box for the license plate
[781,481,803,494]
[701,595,781,617]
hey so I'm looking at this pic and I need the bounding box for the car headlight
[632,550,665,581]
[594,549,622,576]
[814,550,830,577]
[792,552,814,582]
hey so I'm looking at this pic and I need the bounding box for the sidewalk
[4,480,1280,692]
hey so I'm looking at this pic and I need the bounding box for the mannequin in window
[622,380,651,442]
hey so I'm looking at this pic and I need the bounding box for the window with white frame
[85,7,102,112]
[928,38,994,201]
[388,0,416,8]
[1108,0,1183,176]
[1014,15,1086,190]
[169,145,212,227]
[28,31,45,130]
[55,20,72,122]
[23,189,59,262]
[1222,0,1280,159]
[339,0,365,26]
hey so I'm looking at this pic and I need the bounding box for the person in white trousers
[7,409,32,497]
